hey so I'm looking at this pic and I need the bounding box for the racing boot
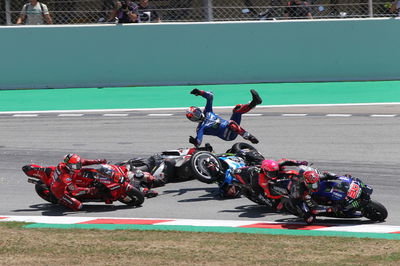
[143,188,158,198]
[59,194,83,211]
[243,131,259,144]
[233,89,263,114]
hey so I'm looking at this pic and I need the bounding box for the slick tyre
[119,187,145,207]
[35,181,58,204]
[226,142,258,153]
[362,200,388,222]
[190,151,222,184]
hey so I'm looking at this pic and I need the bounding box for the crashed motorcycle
[189,142,264,184]
[117,143,216,187]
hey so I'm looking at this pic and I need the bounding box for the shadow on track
[162,187,221,202]
[275,217,385,226]
[219,204,280,219]
[12,203,142,216]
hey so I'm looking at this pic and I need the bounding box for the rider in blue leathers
[186,89,262,147]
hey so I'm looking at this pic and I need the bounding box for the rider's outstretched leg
[232,89,262,114]
[228,120,259,144]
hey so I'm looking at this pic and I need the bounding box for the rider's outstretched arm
[194,124,206,147]
[201,91,214,113]
[191,88,214,113]
[82,158,107,166]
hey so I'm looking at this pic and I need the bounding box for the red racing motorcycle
[22,164,144,208]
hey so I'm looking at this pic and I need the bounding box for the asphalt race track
[0,105,399,225]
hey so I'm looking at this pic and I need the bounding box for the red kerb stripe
[391,231,400,234]
[240,223,331,230]
[78,219,173,225]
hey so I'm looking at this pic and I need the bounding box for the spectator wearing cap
[16,0,52,25]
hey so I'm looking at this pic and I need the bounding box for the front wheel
[190,151,222,184]
[119,187,145,207]
[362,200,388,222]
[226,142,258,153]
[35,182,58,204]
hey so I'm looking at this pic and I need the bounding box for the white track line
[370,114,397,117]
[243,114,263,116]
[103,114,128,117]
[12,114,38,117]
[281,114,308,117]
[147,114,173,116]
[58,114,84,117]
[326,114,352,117]
[1,102,400,114]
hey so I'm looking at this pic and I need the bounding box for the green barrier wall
[1,18,399,89]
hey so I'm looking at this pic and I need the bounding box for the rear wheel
[119,187,145,207]
[362,200,388,221]
[190,151,222,184]
[35,182,58,204]
[227,142,258,153]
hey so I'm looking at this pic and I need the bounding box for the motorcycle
[229,166,290,208]
[23,164,58,204]
[116,143,214,186]
[23,164,144,207]
[71,165,144,207]
[189,142,264,184]
[281,167,388,223]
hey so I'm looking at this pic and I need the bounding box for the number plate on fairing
[347,181,362,199]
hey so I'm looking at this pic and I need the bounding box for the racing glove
[190,88,202,96]
[189,136,199,147]
[320,171,338,181]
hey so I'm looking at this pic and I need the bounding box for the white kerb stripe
[370,114,397,117]
[243,114,263,116]
[103,114,128,117]
[12,114,38,117]
[282,114,308,116]
[58,114,84,117]
[326,114,352,117]
[148,114,173,116]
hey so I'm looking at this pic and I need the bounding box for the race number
[347,182,361,199]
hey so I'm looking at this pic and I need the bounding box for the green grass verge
[0,222,400,265]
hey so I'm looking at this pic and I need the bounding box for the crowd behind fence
[0,0,398,25]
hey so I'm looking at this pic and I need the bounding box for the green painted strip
[1,81,400,112]
[24,223,400,240]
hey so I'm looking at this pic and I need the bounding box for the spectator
[16,0,52,25]
[108,1,139,23]
[283,0,313,19]
[390,1,400,16]
[137,0,161,23]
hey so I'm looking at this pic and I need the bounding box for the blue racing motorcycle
[190,142,263,185]
[283,173,388,223]
[313,175,388,221]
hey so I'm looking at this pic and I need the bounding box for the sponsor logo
[332,192,343,199]
[212,118,221,128]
